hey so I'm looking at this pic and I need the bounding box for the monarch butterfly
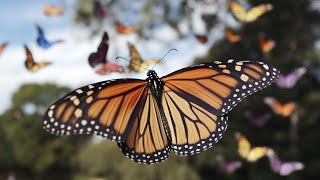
[225,27,241,43]
[263,97,296,117]
[267,149,304,176]
[128,43,160,72]
[88,32,127,75]
[43,59,279,164]
[36,25,63,49]
[43,5,64,16]
[0,42,8,55]
[228,1,273,23]
[24,45,51,72]
[195,34,208,44]
[216,155,242,173]
[235,132,268,162]
[115,21,136,35]
[259,33,275,53]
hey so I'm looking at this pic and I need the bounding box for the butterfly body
[36,25,63,49]
[43,60,279,164]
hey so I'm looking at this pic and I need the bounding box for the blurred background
[1,0,320,179]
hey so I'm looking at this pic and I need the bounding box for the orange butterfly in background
[43,59,279,164]
[225,27,241,43]
[259,33,275,53]
[235,132,269,162]
[128,43,160,72]
[24,45,51,72]
[0,42,8,55]
[228,1,273,23]
[115,21,136,35]
[195,34,208,44]
[43,5,64,16]
[264,97,296,117]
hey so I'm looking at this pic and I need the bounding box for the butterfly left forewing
[118,89,170,164]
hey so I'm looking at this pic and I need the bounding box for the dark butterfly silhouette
[24,45,51,72]
[276,67,306,89]
[195,34,208,44]
[0,42,8,55]
[244,111,271,127]
[93,0,108,20]
[267,149,304,176]
[36,25,63,49]
[216,155,242,173]
[88,32,127,75]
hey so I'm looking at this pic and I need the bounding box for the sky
[0,0,231,113]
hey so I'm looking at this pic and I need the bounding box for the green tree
[0,83,90,180]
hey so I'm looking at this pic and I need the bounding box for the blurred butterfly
[267,149,304,176]
[36,25,63,49]
[244,111,271,127]
[0,42,8,55]
[88,32,127,75]
[216,155,242,173]
[264,97,296,118]
[276,67,306,89]
[225,27,241,43]
[259,33,275,53]
[235,132,268,162]
[228,1,273,23]
[195,34,208,44]
[24,45,51,72]
[43,5,64,16]
[93,0,108,20]
[128,43,160,72]
[115,21,136,35]
[43,59,279,164]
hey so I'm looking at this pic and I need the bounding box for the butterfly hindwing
[43,79,148,142]
[118,89,170,164]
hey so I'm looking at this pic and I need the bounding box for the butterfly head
[147,70,164,97]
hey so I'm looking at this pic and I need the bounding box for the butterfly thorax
[147,70,164,99]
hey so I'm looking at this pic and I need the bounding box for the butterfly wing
[95,62,127,75]
[216,155,242,173]
[0,42,8,55]
[93,0,107,19]
[118,88,170,164]
[225,28,241,43]
[128,43,143,72]
[161,60,279,155]
[115,21,135,34]
[43,5,64,16]
[88,32,109,68]
[24,45,36,70]
[43,79,148,142]
[36,25,49,48]
[228,2,248,22]
[264,97,296,117]
[246,147,268,162]
[279,162,304,176]
[195,34,208,44]
[245,4,273,22]
[235,132,251,159]
[276,67,306,88]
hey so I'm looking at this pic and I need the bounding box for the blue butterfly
[36,25,63,49]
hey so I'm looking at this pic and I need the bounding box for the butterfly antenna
[151,48,178,70]
[116,56,149,71]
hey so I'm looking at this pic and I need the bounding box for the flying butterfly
[216,155,242,173]
[225,27,241,43]
[93,0,108,20]
[264,97,296,118]
[259,33,275,53]
[235,132,268,162]
[0,42,8,55]
[36,25,63,49]
[115,21,136,35]
[88,32,127,75]
[276,67,306,89]
[43,59,279,164]
[228,1,273,23]
[43,5,64,16]
[244,111,271,127]
[267,149,304,176]
[24,45,51,72]
[128,43,160,72]
[195,34,208,44]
